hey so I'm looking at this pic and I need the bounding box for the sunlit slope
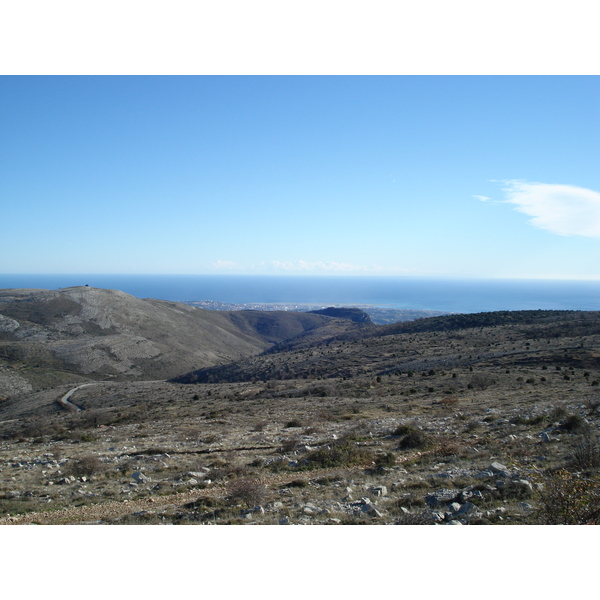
[0,286,331,393]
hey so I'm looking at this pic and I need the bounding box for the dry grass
[2,310,600,524]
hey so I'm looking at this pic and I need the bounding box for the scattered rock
[454,501,477,516]
[369,485,388,497]
[425,489,459,508]
[132,471,150,484]
[488,462,510,477]
[185,471,208,479]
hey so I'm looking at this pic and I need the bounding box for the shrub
[548,406,568,421]
[440,397,459,409]
[227,477,267,506]
[65,455,104,477]
[572,431,600,469]
[305,441,375,469]
[283,479,308,488]
[433,440,463,457]
[279,437,302,453]
[498,479,533,500]
[393,425,432,450]
[534,469,600,524]
[374,451,396,469]
[560,414,588,433]
[587,398,600,415]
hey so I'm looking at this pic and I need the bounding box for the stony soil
[2,309,600,525]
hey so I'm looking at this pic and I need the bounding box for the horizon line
[2,273,600,282]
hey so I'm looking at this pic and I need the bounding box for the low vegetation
[1,300,600,525]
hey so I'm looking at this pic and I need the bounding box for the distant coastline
[1,274,599,314]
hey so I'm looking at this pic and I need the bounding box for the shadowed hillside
[376,309,600,336]
[308,307,373,324]
[172,309,600,384]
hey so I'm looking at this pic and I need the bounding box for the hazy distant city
[182,300,451,325]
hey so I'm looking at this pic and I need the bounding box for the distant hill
[308,307,372,324]
[0,287,333,396]
[182,300,451,325]
[376,309,600,336]
[6,287,600,401]
[172,309,600,384]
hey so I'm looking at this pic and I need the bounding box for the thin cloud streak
[211,259,424,275]
[212,260,239,270]
[484,180,600,238]
[245,261,421,275]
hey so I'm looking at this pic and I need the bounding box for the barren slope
[0,287,331,395]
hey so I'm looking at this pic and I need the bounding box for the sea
[1,274,600,314]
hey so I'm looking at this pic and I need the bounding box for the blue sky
[1,75,599,279]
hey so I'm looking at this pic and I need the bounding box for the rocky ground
[2,308,600,525]
[2,363,599,525]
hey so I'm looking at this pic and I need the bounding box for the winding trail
[57,383,99,412]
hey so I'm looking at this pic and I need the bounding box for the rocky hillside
[172,309,600,384]
[0,286,333,396]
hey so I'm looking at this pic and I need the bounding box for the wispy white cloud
[270,260,364,272]
[472,194,491,202]
[212,260,239,270]
[262,261,417,274]
[481,180,600,238]
[212,260,425,275]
